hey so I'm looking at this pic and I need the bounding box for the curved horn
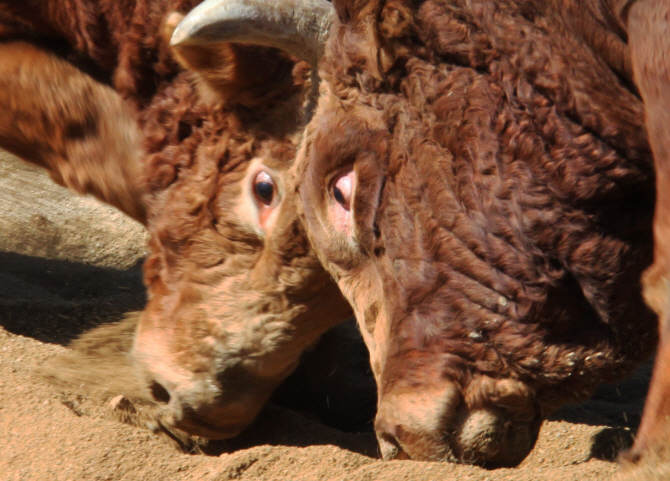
[171,0,334,66]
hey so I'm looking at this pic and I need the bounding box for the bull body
[626,0,670,467]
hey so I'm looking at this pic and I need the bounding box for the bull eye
[253,171,275,205]
[332,171,353,211]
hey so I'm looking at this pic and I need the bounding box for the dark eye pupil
[333,186,345,205]
[255,182,274,204]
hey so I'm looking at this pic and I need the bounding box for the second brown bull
[176,0,668,468]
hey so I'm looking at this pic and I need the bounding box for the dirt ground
[0,156,660,480]
[0,251,656,481]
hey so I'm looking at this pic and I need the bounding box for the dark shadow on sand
[0,251,146,344]
[548,361,652,462]
[549,362,651,431]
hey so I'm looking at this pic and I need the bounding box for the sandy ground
[0,253,654,481]
[0,155,658,480]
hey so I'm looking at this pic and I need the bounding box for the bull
[175,0,670,468]
[0,0,353,440]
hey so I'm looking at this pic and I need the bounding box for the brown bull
[626,0,670,468]
[0,0,352,440]
[179,0,670,468]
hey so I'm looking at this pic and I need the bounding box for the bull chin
[170,412,250,440]
[163,392,272,440]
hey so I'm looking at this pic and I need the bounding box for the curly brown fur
[295,0,660,466]
[0,41,147,222]
[0,0,196,103]
[0,0,354,442]
[0,0,301,219]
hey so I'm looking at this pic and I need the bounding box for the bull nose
[146,378,250,440]
[374,404,540,466]
[375,417,450,461]
[453,408,540,467]
[149,380,172,404]
[375,381,462,461]
[376,425,410,460]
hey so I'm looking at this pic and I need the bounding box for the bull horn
[170,0,334,66]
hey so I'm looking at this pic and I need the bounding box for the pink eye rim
[331,170,354,211]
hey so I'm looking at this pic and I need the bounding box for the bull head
[128,0,354,440]
[0,0,357,449]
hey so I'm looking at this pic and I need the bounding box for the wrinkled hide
[294,0,659,466]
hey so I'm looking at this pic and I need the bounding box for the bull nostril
[150,380,171,404]
[377,431,409,460]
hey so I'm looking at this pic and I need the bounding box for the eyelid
[255,171,273,185]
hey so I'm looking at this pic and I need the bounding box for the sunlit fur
[0,0,352,439]
[625,0,670,467]
[295,0,659,466]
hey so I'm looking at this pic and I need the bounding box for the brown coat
[295,0,664,466]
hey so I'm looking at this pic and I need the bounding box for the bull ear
[163,12,299,107]
[0,41,146,224]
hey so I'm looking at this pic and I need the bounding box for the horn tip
[170,26,189,47]
[170,12,201,47]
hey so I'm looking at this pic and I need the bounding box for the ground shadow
[548,361,652,462]
[549,361,652,431]
[590,426,636,461]
[192,403,379,458]
[0,251,146,344]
